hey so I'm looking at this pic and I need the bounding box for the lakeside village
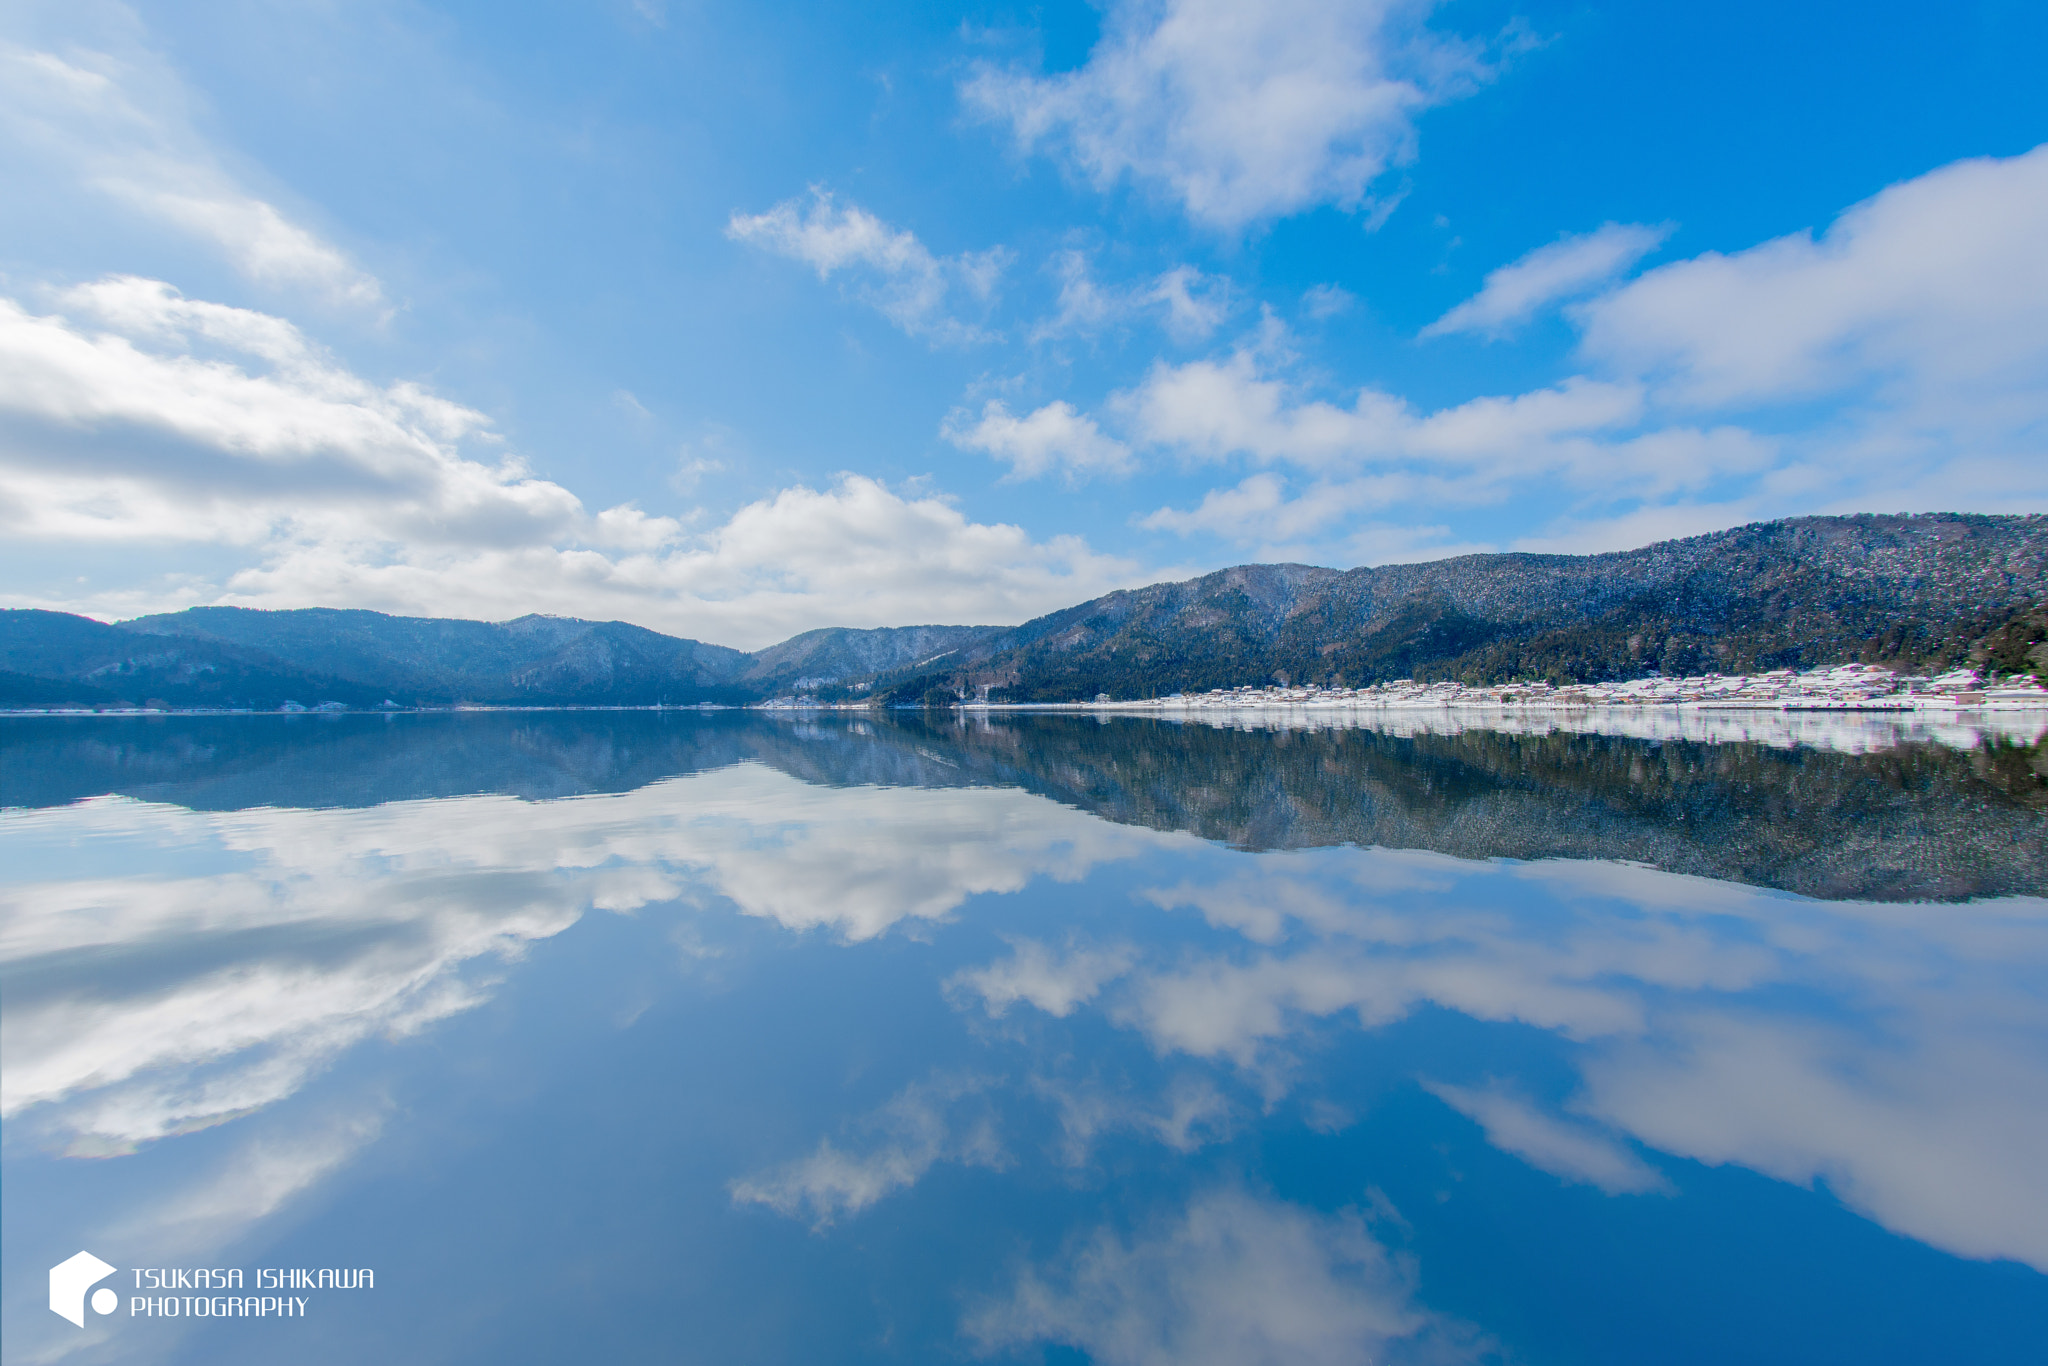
[768,663,2048,756]
[787,663,2045,716]
[1037,664,2048,714]
[14,664,2045,720]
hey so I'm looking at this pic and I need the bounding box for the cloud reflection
[1101,852,2048,1269]
[1419,1079,1671,1196]
[9,742,2045,1291]
[730,1073,1007,1228]
[948,936,1139,1017]
[1,766,1169,1153]
[966,1186,1492,1366]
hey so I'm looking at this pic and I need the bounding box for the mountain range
[2,512,2043,710]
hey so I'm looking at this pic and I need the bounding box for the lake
[4,710,2045,1364]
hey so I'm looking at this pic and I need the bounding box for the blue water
[3,712,2044,1364]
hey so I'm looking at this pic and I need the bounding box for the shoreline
[6,665,2046,721]
[7,697,2048,719]
[961,695,2048,715]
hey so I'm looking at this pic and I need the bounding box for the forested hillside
[867,513,2048,702]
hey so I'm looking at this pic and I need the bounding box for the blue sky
[2,0,2043,648]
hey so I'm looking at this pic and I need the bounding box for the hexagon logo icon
[50,1251,118,1327]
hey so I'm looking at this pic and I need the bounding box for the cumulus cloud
[1121,345,1768,549]
[0,278,1147,648]
[1134,471,1498,563]
[0,277,590,549]
[1124,350,1647,470]
[727,188,1010,343]
[963,0,1489,229]
[1422,221,1672,338]
[965,1186,1487,1366]
[943,399,1134,482]
[1111,147,2048,553]
[0,42,385,310]
[1577,145,2048,410]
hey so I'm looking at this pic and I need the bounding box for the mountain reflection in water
[2,711,2043,1366]
[7,709,2043,899]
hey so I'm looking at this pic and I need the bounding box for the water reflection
[966,1186,1496,1366]
[3,711,2043,1364]
[2,766,1161,1154]
[1097,852,2048,1268]
[7,709,2042,899]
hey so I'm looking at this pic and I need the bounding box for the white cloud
[965,1186,1487,1366]
[727,188,1010,343]
[730,1074,1004,1226]
[963,0,1489,229]
[117,1109,389,1246]
[649,771,1173,941]
[1105,148,2048,552]
[1144,861,1452,944]
[1035,249,1125,338]
[1578,145,2048,411]
[0,276,589,549]
[1124,350,1647,470]
[1137,472,1394,545]
[1148,265,1230,341]
[1085,848,2048,1270]
[1301,283,1355,319]
[1423,221,1671,338]
[0,766,1181,1154]
[949,937,1138,1016]
[1579,1004,2048,1269]
[1121,345,1772,549]
[0,795,609,1150]
[943,399,1134,483]
[0,42,385,311]
[0,278,1149,649]
[1420,1079,1672,1194]
[0,768,1195,1333]
[1136,471,1495,563]
[1032,1073,1238,1164]
[1031,251,1231,342]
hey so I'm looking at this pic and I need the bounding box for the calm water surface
[4,712,2046,1365]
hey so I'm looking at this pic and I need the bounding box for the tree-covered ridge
[891,513,2048,702]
